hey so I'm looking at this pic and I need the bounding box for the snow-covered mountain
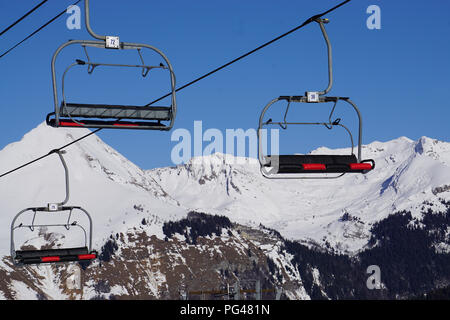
[150,135,450,254]
[0,123,449,300]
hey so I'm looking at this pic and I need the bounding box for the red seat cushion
[349,163,373,171]
[78,254,97,260]
[302,163,326,171]
[41,256,60,263]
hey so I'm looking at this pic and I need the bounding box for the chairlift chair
[258,18,375,179]
[46,0,176,130]
[10,150,97,266]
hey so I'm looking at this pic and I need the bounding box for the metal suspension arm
[315,18,333,96]
[48,149,70,209]
[84,0,106,41]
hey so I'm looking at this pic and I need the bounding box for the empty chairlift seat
[272,154,374,174]
[50,103,173,128]
[10,205,98,266]
[47,39,177,130]
[14,247,97,265]
[257,18,375,179]
[46,0,177,130]
[10,151,97,267]
[60,103,172,121]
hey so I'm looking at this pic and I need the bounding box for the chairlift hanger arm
[84,0,106,41]
[315,18,333,96]
[47,149,70,209]
[303,19,333,102]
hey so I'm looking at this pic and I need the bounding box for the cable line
[0,128,100,179]
[0,0,48,37]
[0,0,351,179]
[145,0,351,106]
[0,0,82,59]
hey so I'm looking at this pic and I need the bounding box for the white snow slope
[1,123,450,257]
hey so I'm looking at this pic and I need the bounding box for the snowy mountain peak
[0,122,175,199]
[412,136,450,164]
[0,123,186,256]
[184,153,257,181]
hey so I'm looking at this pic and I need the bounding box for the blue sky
[1,0,449,169]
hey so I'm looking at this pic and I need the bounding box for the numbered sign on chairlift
[307,91,320,103]
[106,36,120,49]
[48,203,59,211]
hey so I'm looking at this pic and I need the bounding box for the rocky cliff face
[0,213,310,300]
[1,203,449,300]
